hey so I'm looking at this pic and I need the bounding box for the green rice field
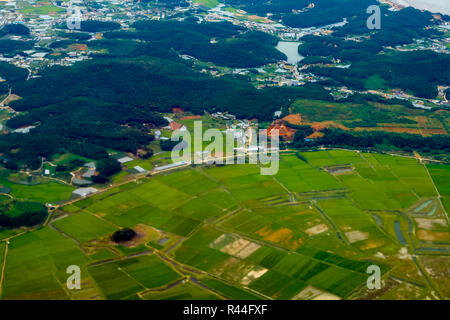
[0,151,448,300]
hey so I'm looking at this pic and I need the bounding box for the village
[6,102,304,204]
[2,0,448,110]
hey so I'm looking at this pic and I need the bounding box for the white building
[73,187,98,197]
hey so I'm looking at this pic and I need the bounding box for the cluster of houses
[0,0,186,71]
[210,112,236,121]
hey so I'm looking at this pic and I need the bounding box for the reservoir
[276,41,304,65]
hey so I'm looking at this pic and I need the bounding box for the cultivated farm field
[0,151,448,300]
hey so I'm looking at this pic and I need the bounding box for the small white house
[117,156,134,164]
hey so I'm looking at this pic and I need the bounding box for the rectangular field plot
[220,203,334,250]
[173,193,230,221]
[302,150,364,168]
[125,179,192,211]
[116,255,181,288]
[2,227,90,300]
[204,164,261,181]
[199,278,263,300]
[427,164,450,196]
[249,270,304,298]
[267,252,370,298]
[156,169,219,195]
[66,169,243,236]
[275,157,343,193]
[316,198,399,252]
[141,281,220,300]
[196,189,238,209]
[160,215,201,236]
[88,254,181,300]
[368,154,436,198]
[88,261,144,300]
[205,167,287,201]
[102,205,173,229]
[5,181,74,204]
[52,212,118,243]
[172,226,373,299]
[341,154,438,211]
[338,172,416,211]
[62,174,236,236]
[228,179,286,201]
[388,166,436,199]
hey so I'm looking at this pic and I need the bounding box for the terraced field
[0,151,448,300]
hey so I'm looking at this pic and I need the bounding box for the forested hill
[307,50,450,99]
[2,57,330,168]
[104,20,286,68]
[0,17,331,170]
[8,57,323,120]
[294,5,448,99]
[0,62,28,95]
[225,0,447,28]
[1,3,448,169]
[223,0,378,28]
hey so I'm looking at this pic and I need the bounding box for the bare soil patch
[304,224,328,236]
[345,230,369,243]
[417,230,450,242]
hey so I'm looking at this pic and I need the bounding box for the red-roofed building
[169,121,185,131]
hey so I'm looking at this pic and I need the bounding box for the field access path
[0,239,9,299]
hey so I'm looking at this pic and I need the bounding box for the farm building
[133,166,147,174]
[73,187,98,197]
[153,161,188,172]
[117,156,134,164]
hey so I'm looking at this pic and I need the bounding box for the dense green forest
[298,35,382,62]
[0,62,28,83]
[53,20,286,66]
[223,0,310,14]
[0,24,30,37]
[0,39,34,56]
[308,50,450,99]
[58,31,92,41]
[225,0,446,29]
[333,7,440,45]
[294,127,450,156]
[2,55,333,167]
[224,0,377,28]
[0,199,48,228]
[7,57,332,119]
[294,4,446,99]
[104,20,286,67]
[297,7,440,57]
[3,95,165,169]
[0,82,8,95]
[0,62,28,94]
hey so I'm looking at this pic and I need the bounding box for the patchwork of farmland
[0,151,448,300]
